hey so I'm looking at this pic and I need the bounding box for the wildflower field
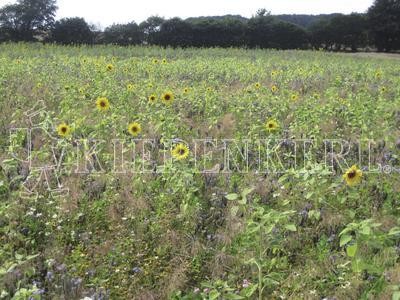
[1,43,400,299]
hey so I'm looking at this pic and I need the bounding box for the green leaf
[225,293,245,299]
[388,227,400,236]
[392,291,400,300]
[209,290,221,300]
[231,206,239,216]
[225,193,238,201]
[346,243,358,257]
[240,284,258,297]
[340,234,352,247]
[284,224,297,232]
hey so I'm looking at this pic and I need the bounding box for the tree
[368,0,400,52]
[139,16,164,45]
[157,18,193,47]
[0,0,57,41]
[51,17,93,44]
[103,22,143,45]
[329,14,368,51]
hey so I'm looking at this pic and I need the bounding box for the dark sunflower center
[132,126,138,132]
[100,101,106,107]
[61,127,67,133]
[178,149,185,155]
[165,95,171,101]
[269,123,274,128]
[347,170,356,179]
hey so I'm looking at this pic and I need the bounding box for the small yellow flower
[106,64,114,71]
[96,97,110,111]
[291,94,299,102]
[172,143,190,160]
[183,87,190,94]
[380,86,387,93]
[271,70,278,77]
[161,92,174,105]
[128,122,142,137]
[57,123,71,137]
[162,58,167,64]
[206,87,213,92]
[255,82,261,89]
[148,94,157,103]
[265,119,279,132]
[271,85,278,93]
[152,59,159,64]
[375,71,382,79]
[127,84,134,91]
[343,165,363,187]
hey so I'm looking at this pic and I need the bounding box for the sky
[0,0,374,28]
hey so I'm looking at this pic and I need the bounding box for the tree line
[0,0,399,52]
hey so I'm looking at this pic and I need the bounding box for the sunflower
[127,84,134,91]
[206,87,213,92]
[128,122,142,137]
[271,85,278,93]
[172,143,190,160]
[380,86,387,93]
[183,87,190,94]
[271,70,278,77]
[343,165,363,187]
[96,97,110,111]
[148,94,157,103]
[152,59,159,64]
[255,82,261,89]
[162,58,167,64]
[265,119,279,132]
[106,64,114,71]
[161,92,174,105]
[291,94,299,102]
[57,123,71,137]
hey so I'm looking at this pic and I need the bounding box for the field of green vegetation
[1,43,400,299]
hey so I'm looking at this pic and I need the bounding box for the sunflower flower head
[291,94,299,102]
[161,92,174,105]
[127,84,134,91]
[128,122,142,137]
[172,143,190,161]
[96,97,110,111]
[343,165,363,187]
[271,85,278,93]
[57,123,71,137]
[106,64,114,71]
[254,82,261,89]
[148,94,157,103]
[265,119,279,132]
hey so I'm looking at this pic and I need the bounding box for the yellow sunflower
[152,59,159,64]
[128,122,142,137]
[255,82,261,89]
[162,58,167,64]
[106,64,114,71]
[57,123,71,137]
[271,70,278,77]
[380,86,387,93]
[172,143,190,160]
[127,84,134,91]
[183,87,190,94]
[161,92,174,105]
[96,97,110,111]
[343,165,363,187]
[291,94,299,102]
[271,85,278,93]
[148,94,157,103]
[265,119,279,132]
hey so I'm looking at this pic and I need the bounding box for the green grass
[0,43,400,299]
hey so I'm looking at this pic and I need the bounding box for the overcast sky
[0,0,374,28]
